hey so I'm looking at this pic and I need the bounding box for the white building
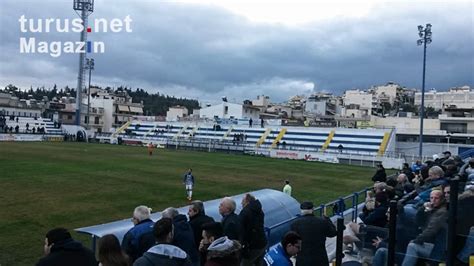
[305,93,336,115]
[199,102,260,120]
[166,106,189,122]
[343,89,374,111]
[252,95,271,107]
[414,86,474,110]
[372,82,400,106]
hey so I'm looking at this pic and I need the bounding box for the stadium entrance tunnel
[75,189,300,252]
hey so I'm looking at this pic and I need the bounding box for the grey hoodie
[133,244,192,266]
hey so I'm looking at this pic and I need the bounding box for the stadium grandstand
[2,115,474,265]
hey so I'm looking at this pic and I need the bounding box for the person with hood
[122,205,155,262]
[36,227,97,266]
[371,164,387,183]
[134,217,192,266]
[199,222,241,266]
[162,207,200,266]
[290,201,337,266]
[239,193,267,266]
[264,231,302,266]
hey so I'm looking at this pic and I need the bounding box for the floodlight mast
[85,58,95,129]
[73,0,94,126]
[417,23,432,158]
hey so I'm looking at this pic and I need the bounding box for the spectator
[394,174,415,199]
[162,207,199,266]
[264,231,302,266]
[218,197,241,241]
[411,160,422,174]
[26,122,29,131]
[359,192,389,228]
[98,234,130,266]
[462,158,474,180]
[371,164,387,183]
[282,180,292,196]
[438,151,452,166]
[134,217,192,266]
[200,222,241,266]
[122,205,155,262]
[249,118,253,128]
[401,190,448,266]
[455,187,474,262]
[290,201,337,266]
[442,184,450,203]
[36,227,97,266]
[338,144,344,153]
[415,166,448,203]
[401,163,415,183]
[239,193,267,266]
[188,200,215,259]
[260,119,264,128]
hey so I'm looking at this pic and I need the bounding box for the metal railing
[263,188,369,248]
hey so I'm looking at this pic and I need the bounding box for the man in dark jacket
[36,227,96,266]
[239,193,267,266]
[372,164,387,183]
[199,222,242,266]
[134,217,192,266]
[162,207,200,266]
[290,201,337,266]
[188,200,215,249]
[188,200,215,265]
[359,192,389,228]
[219,197,241,241]
[122,205,155,262]
[401,190,448,266]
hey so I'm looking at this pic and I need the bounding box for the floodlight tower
[73,0,94,126]
[417,23,432,158]
[85,58,95,129]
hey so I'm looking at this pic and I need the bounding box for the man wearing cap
[290,201,337,266]
[438,151,452,165]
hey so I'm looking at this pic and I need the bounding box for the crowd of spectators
[37,193,328,266]
[0,115,49,134]
[345,151,474,265]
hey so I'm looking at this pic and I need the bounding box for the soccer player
[147,143,154,156]
[183,168,195,201]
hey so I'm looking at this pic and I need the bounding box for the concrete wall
[200,103,244,119]
[166,108,188,122]
[344,90,373,110]
[371,116,440,132]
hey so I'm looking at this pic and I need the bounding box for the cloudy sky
[0,0,472,103]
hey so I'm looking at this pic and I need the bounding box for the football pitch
[0,142,378,265]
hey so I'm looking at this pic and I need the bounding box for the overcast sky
[0,0,472,104]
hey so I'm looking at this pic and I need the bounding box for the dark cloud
[0,0,472,103]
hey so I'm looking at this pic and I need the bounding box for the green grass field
[0,142,380,265]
